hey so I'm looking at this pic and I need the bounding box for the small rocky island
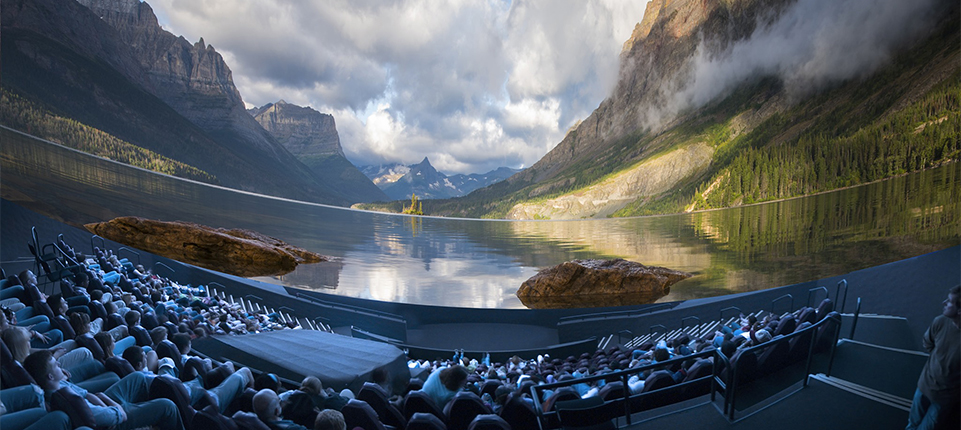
[85,217,326,277]
[516,259,691,309]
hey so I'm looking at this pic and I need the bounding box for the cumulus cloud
[150,0,650,175]
[644,0,947,129]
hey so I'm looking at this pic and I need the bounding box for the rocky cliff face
[512,0,784,188]
[249,100,387,203]
[249,101,344,158]
[76,0,317,177]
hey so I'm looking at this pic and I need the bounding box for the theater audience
[23,349,184,430]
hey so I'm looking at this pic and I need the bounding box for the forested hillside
[0,89,217,183]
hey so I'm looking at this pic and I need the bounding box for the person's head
[2,326,32,362]
[18,270,37,287]
[0,306,14,327]
[89,289,103,302]
[755,329,772,344]
[69,312,92,335]
[255,372,282,392]
[172,333,192,355]
[653,347,670,363]
[104,300,118,315]
[720,340,737,358]
[125,310,141,326]
[122,345,146,371]
[313,409,346,430]
[439,365,469,392]
[149,326,168,345]
[74,271,89,288]
[300,376,324,395]
[252,388,282,421]
[23,349,64,391]
[49,294,67,316]
[94,332,115,358]
[944,285,961,320]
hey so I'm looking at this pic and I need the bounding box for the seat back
[0,341,35,388]
[443,391,491,430]
[757,339,791,375]
[541,386,580,412]
[467,414,511,430]
[773,316,797,337]
[342,399,387,430]
[816,299,834,322]
[597,380,625,401]
[498,392,537,430]
[404,390,447,424]
[358,382,407,429]
[555,396,617,430]
[148,374,196,428]
[641,370,675,393]
[407,412,448,430]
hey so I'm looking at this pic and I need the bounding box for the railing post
[849,297,862,339]
[836,279,848,313]
[807,286,828,308]
[771,294,794,316]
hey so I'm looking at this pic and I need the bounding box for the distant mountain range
[360,158,520,200]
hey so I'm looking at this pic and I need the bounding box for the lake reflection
[2,127,959,309]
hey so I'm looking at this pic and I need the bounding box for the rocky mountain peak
[248,101,344,158]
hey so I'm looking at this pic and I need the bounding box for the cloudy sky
[149,0,650,175]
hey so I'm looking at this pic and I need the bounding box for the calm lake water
[2,127,958,309]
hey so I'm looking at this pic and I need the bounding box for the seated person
[124,310,152,347]
[1,306,60,348]
[313,409,346,430]
[23,349,185,430]
[282,376,348,412]
[253,388,308,430]
[418,365,468,409]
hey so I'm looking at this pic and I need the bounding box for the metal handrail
[836,279,849,313]
[153,262,175,277]
[719,306,741,321]
[648,324,666,336]
[681,315,701,329]
[90,235,105,254]
[531,348,717,428]
[721,313,842,420]
[807,286,828,307]
[617,330,633,345]
[771,294,794,316]
[849,297,862,339]
[117,247,141,267]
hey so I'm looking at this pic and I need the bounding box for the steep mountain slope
[361,158,520,200]
[413,0,958,219]
[1,0,352,205]
[249,101,388,203]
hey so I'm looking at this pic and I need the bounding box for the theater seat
[443,391,491,430]
[342,399,388,430]
[498,392,537,430]
[358,382,407,430]
[407,412,447,430]
[404,390,446,424]
[467,414,510,430]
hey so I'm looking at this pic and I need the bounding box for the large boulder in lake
[516,259,691,309]
[85,217,326,277]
